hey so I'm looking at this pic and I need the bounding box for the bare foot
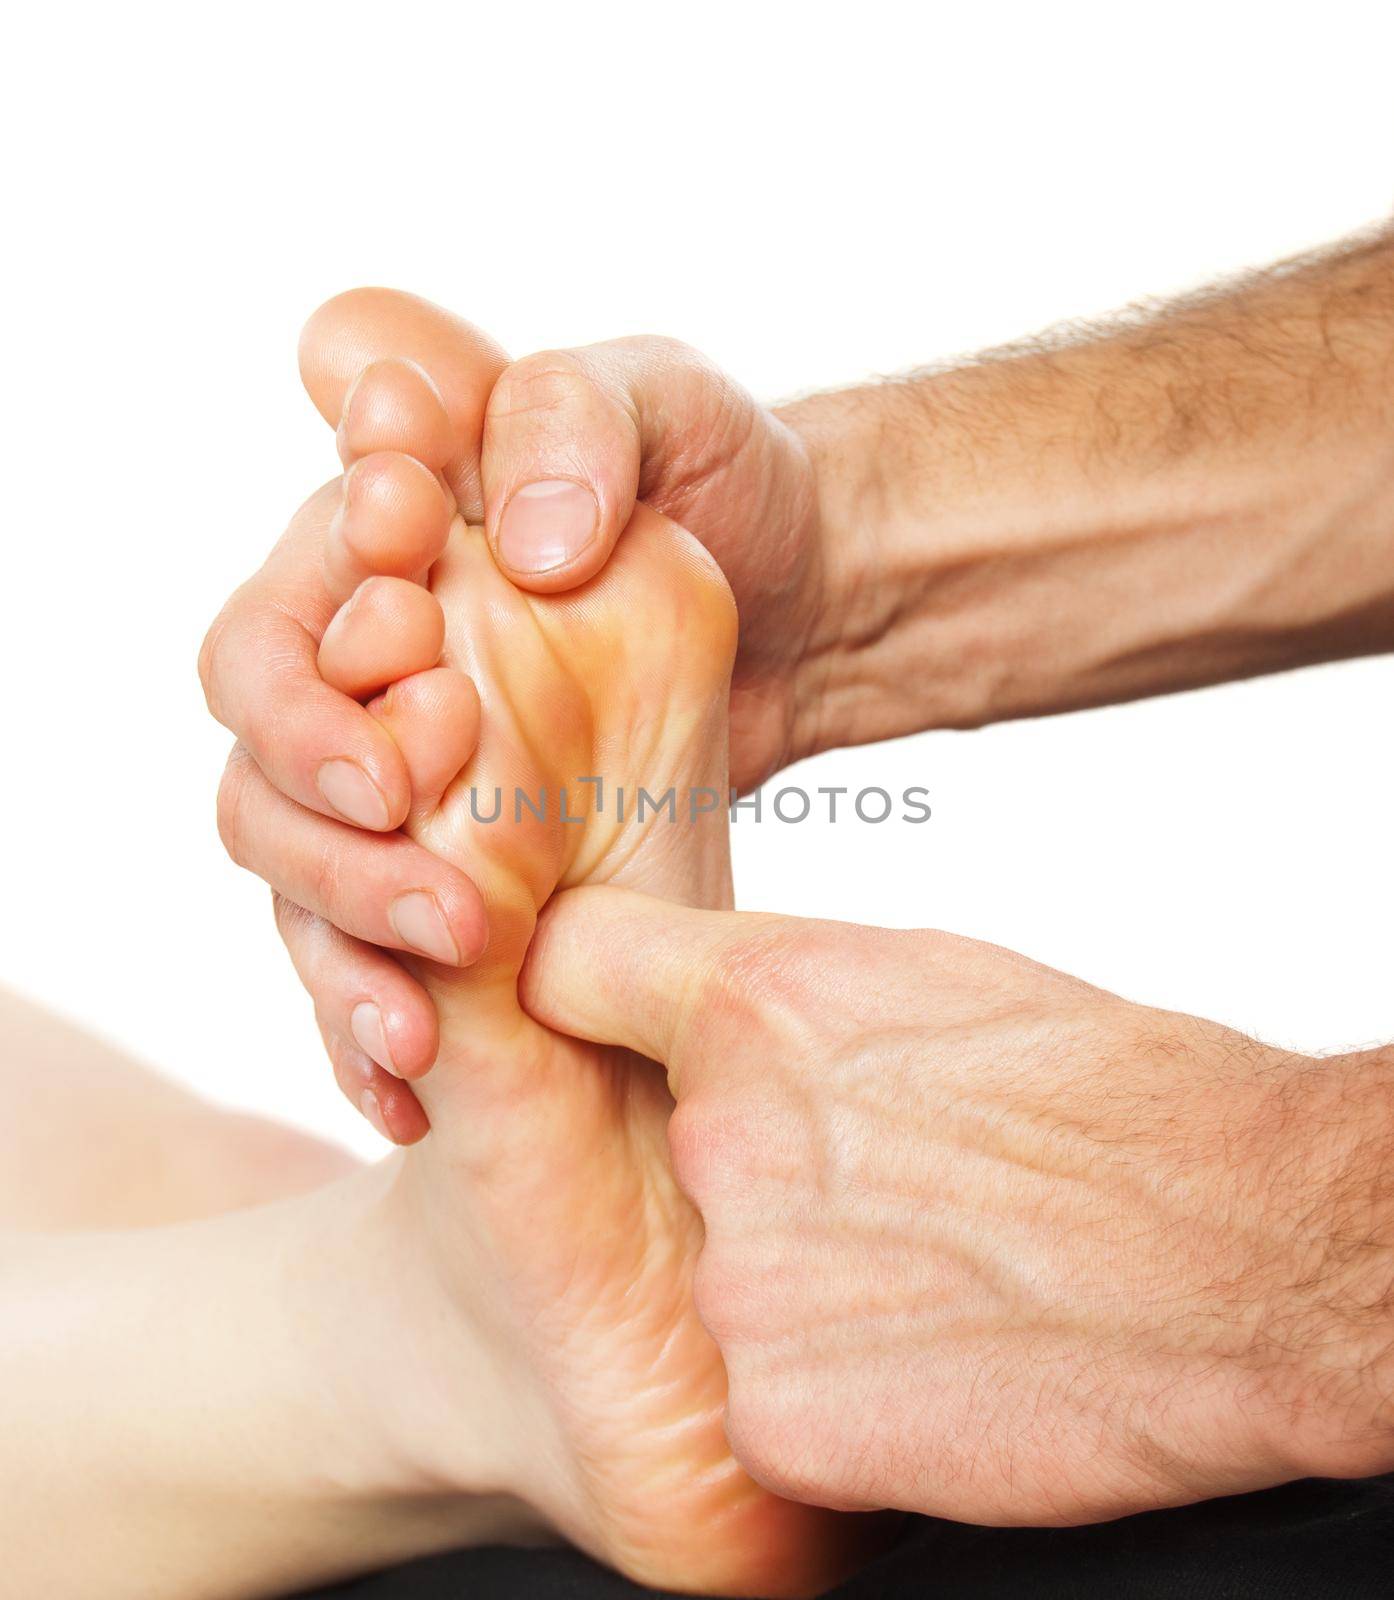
[293,292,874,1595]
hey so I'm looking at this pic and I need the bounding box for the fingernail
[350,1002,399,1077]
[498,480,597,574]
[390,890,461,965]
[360,1088,393,1141]
[317,759,391,830]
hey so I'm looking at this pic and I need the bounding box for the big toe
[299,287,510,517]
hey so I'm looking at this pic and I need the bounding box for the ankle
[339,1156,570,1533]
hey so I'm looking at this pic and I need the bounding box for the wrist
[775,366,1113,750]
[773,383,930,761]
[1252,1047,1394,1481]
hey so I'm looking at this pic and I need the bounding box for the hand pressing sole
[294,292,880,1596]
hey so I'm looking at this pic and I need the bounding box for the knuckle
[668,1085,783,1212]
[623,333,736,412]
[689,919,806,1043]
[613,332,708,373]
[666,1094,728,1206]
[690,1239,762,1347]
[607,334,734,442]
[489,349,593,424]
[725,1379,862,1510]
[722,1382,804,1500]
[721,1384,771,1481]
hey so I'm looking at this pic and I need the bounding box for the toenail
[317,759,391,830]
[346,1046,377,1086]
[389,890,461,965]
[350,1002,398,1077]
[498,480,598,574]
[360,1089,393,1141]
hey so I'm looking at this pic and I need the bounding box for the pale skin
[2,314,872,1595]
[0,1002,545,1600]
[201,231,1394,1521]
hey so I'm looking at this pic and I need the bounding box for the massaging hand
[521,885,1394,1525]
[200,290,829,1078]
[204,235,1394,1092]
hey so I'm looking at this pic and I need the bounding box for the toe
[336,357,455,473]
[324,449,453,604]
[318,576,446,699]
[367,667,480,816]
[299,288,510,519]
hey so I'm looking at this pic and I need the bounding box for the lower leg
[0,984,357,1230]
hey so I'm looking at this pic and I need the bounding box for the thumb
[519,885,772,1081]
[482,335,741,594]
[482,345,642,592]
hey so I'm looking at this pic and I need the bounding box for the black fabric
[300,1473,1394,1599]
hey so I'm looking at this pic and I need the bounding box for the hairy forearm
[780,225,1394,751]
[1272,1041,1394,1476]
[0,1169,534,1599]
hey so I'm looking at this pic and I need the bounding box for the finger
[199,482,412,831]
[299,289,510,519]
[366,667,480,816]
[519,885,783,1081]
[318,576,446,699]
[322,1019,430,1145]
[324,449,453,605]
[482,336,741,592]
[274,895,439,1083]
[218,746,487,967]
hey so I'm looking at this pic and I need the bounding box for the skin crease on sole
[298,297,886,1597]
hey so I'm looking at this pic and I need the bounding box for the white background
[2,2,1391,1158]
